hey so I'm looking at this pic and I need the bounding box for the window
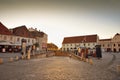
[118,44,120,47]
[114,44,115,47]
[4,36,7,40]
[32,40,34,43]
[88,43,90,46]
[103,44,104,47]
[67,48,69,51]
[84,43,86,46]
[17,38,20,42]
[28,39,30,43]
[64,48,65,51]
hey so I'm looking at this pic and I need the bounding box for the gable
[0,22,12,35]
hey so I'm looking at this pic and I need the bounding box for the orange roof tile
[12,25,30,37]
[62,34,98,44]
[0,22,12,35]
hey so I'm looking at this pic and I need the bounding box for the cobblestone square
[0,52,120,80]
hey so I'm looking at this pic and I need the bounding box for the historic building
[0,22,13,43]
[10,26,36,46]
[62,34,99,51]
[99,33,120,52]
[98,39,112,52]
[111,33,120,52]
[0,22,13,52]
[0,22,47,52]
[28,27,48,51]
[47,43,58,51]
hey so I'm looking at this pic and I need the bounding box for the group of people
[21,45,36,59]
[78,48,89,61]
[77,46,102,60]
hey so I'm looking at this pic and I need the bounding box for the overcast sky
[0,0,120,48]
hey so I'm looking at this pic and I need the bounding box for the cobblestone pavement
[0,52,120,80]
[0,53,21,63]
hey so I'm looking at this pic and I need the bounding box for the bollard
[89,59,93,65]
[27,50,31,60]
[86,59,89,63]
[0,58,3,64]
[9,57,13,62]
[15,56,19,61]
[117,65,120,74]
[21,55,24,60]
[83,58,86,62]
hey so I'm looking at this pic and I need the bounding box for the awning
[0,41,13,45]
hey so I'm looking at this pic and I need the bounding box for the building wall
[111,34,120,52]
[62,42,97,51]
[13,36,36,46]
[37,33,48,51]
[98,40,111,52]
[0,34,36,46]
[0,34,14,43]
[99,34,120,52]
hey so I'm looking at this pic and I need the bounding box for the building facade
[62,34,99,51]
[47,43,58,51]
[0,22,47,52]
[98,39,112,52]
[28,28,48,51]
[99,33,120,52]
[111,33,120,52]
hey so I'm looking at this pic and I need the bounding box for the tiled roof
[62,34,98,44]
[12,25,30,38]
[0,22,12,35]
[47,43,58,49]
[12,26,45,38]
[99,39,112,41]
[29,31,44,37]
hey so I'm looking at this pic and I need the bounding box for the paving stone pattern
[0,52,119,80]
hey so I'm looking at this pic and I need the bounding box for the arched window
[114,44,115,47]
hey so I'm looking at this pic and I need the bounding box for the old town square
[0,51,120,80]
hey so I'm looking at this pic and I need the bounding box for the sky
[0,0,120,48]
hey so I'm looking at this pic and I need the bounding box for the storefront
[0,41,21,53]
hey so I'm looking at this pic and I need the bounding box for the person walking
[96,45,102,59]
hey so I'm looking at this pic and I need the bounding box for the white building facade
[0,34,36,46]
[62,34,99,51]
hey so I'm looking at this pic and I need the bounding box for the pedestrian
[96,45,102,59]
[69,54,72,58]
